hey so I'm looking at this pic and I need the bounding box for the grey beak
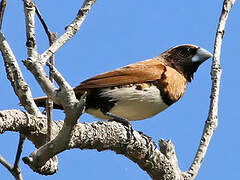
[192,47,213,62]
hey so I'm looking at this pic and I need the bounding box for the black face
[160,45,203,82]
[175,46,198,59]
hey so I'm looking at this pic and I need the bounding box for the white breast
[86,85,168,121]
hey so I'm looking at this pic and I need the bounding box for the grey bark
[0,0,236,179]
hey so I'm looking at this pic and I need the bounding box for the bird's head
[160,44,212,82]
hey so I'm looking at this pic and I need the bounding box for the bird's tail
[34,96,63,110]
[34,88,86,110]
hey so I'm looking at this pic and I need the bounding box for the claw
[104,112,134,140]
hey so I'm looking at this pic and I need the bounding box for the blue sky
[0,0,239,179]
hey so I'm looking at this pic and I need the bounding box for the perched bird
[34,44,212,124]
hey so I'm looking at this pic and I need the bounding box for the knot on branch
[210,63,222,78]
[22,57,44,72]
[159,139,178,163]
[26,37,36,48]
[23,0,35,8]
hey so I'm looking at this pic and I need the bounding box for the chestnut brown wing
[74,59,166,91]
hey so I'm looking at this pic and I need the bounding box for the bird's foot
[104,112,134,140]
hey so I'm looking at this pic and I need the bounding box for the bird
[34,44,212,125]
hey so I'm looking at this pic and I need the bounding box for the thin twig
[0,154,13,173]
[46,97,54,141]
[40,0,96,64]
[183,0,236,179]
[46,55,56,142]
[35,5,58,142]
[0,153,23,180]
[46,62,72,92]
[13,134,25,171]
[35,6,58,43]
[0,0,7,29]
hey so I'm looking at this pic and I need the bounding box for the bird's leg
[103,111,134,139]
[104,112,130,126]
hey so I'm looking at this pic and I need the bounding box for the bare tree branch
[23,0,57,102]
[0,32,42,116]
[35,5,58,142]
[23,0,38,58]
[0,147,23,180]
[35,6,58,46]
[183,0,236,179]
[0,154,13,175]
[0,0,7,29]
[0,0,233,179]
[0,2,41,178]
[0,0,41,116]
[22,53,85,174]
[13,134,25,172]
[40,0,96,64]
[0,109,183,179]
[22,91,86,174]
[46,61,55,142]
[22,57,58,100]
[21,0,94,110]
[21,1,96,173]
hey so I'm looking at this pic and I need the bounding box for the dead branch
[0,0,236,179]
[183,0,236,179]
[0,0,7,29]
[23,0,38,58]
[35,4,58,142]
[40,0,96,64]
[13,134,25,172]
[0,109,182,179]
[0,32,42,116]
[21,0,96,174]
[0,150,23,180]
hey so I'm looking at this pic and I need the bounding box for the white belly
[86,85,168,121]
